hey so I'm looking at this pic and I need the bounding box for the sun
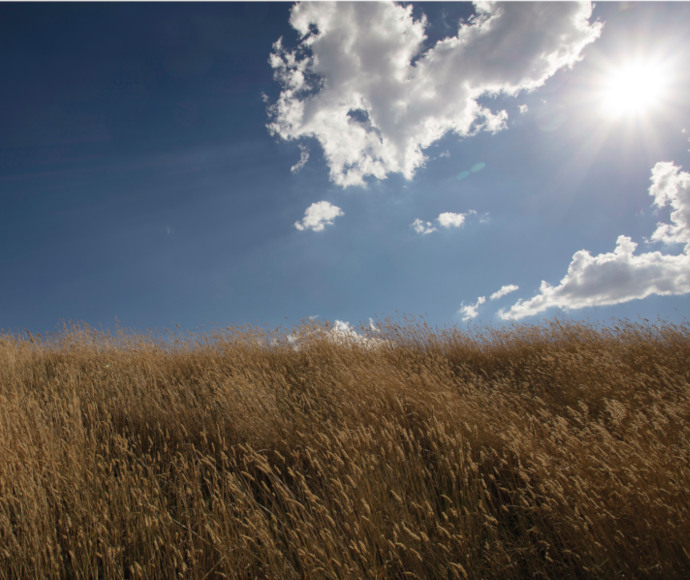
[599,60,669,119]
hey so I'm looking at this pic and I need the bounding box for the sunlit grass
[1,317,689,578]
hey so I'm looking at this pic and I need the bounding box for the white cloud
[414,210,475,234]
[412,218,437,235]
[438,211,472,228]
[287,319,386,350]
[489,284,519,301]
[459,295,486,322]
[290,144,310,173]
[331,320,368,345]
[499,162,690,320]
[648,161,690,250]
[518,104,529,115]
[268,2,601,187]
[294,200,344,232]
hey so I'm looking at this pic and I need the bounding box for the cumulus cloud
[438,211,472,228]
[438,212,465,228]
[290,144,310,173]
[489,284,519,301]
[413,210,475,234]
[459,296,486,321]
[294,200,344,232]
[331,320,373,346]
[648,161,690,250]
[412,218,437,235]
[268,1,601,187]
[459,283,518,321]
[499,162,690,320]
[287,320,385,350]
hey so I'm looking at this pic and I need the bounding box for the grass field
[1,317,689,579]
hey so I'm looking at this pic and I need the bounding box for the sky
[1,1,690,337]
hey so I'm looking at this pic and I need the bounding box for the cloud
[499,162,690,320]
[331,320,372,346]
[290,144,310,173]
[438,211,470,228]
[518,104,529,114]
[268,1,601,187]
[412,218,437,235]
[459,283,518,321]
[459,296,486,322]
[648,161,690,250]
[413,210,475,233]
[489,284,519,301]
[294,200,344,232]
[287,319,385,350]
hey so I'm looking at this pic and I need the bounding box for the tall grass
[0,317,689,578]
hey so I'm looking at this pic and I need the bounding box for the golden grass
[0,317,689,579]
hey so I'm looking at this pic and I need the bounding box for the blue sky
[1,2,690,336]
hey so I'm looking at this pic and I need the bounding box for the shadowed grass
[0,317,688,578]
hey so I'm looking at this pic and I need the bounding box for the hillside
[1,318,689,579]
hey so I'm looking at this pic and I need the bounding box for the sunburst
[599,59,670,119]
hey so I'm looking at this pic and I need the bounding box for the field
[1,317,689,579]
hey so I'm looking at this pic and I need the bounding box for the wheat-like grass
[0,317,688,578]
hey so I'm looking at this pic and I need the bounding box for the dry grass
[0,317,689,579]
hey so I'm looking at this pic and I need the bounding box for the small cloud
[518,104,529,115]
[287,319,386,350]
[439,150,451,158]
[165,225,174,235]
[331,320,386,348]
[332,320,362,342]
[414,210,476,233]
[648,161,690,249]
[290,144,310,173]
[295,201,344,232]
[489,284,519,301]
[412,218,437,235]
[458,296,486,322]
[437,212,468,228]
